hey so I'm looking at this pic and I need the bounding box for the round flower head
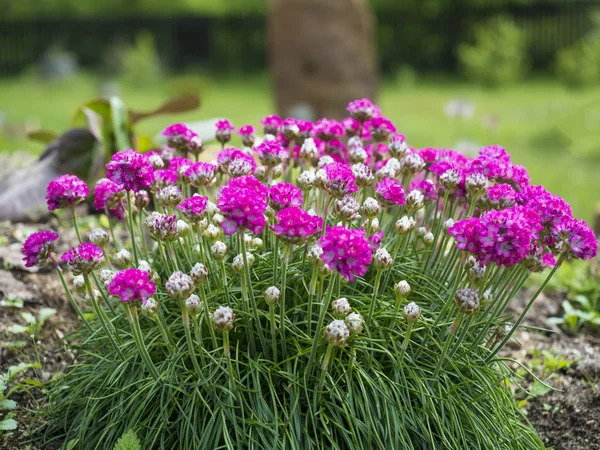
[190,263,209,285]
[454,288,480,315]
[144,212,179,241]
[281,118,300,141]
[347,98,378,123]
[89,228,109,248]
[165,271,195,300]
[342,117,360,137]
[300,138,318,161]
[369,117,396,142]
[177,195,208,223]
[268,182,303,211]
[106,149,154,192]
[272,207,323,245]
[61,242,103,275]
[323,163,358,199]
[169,157,193,181]
[108,268,156,306]
[212,306,235,333]
[185,162,217,188]
[153,169,179,190]
[552,218,598,260]
[395,216,416,235]
[185,294,201,318]
[141,297,160,316]
[325,320,350,346]
[162,123,203,156]
[298,170,316,190]
[362,197,381,219]
[376,178,405,207]
[368,230,384,251]
[331,297,351,318]
[211,241,228,260]
[374,248,393,269]
[135,191,150,210]
[395,280,411,299]
[319,226,372,281]
[156,185,182,208]
[46,174,89,211]
[21,230,59,268]
[334,195,361,222]
[483,183,517,209]
[403,302,421,323]
[148,153,164,170]
[405,190,425,212]
[465,172,488,197]
[237,125,256,147]
[399,153,425,176]
[314,118,344,142]
[295,119,314,142]
[217,176,268,236]
[264,286,281,306]
[93,178,125,219]
[115,249,133,268]
[215,120,235,145]
[345,312,364,334]
[409,180,437,202]
[255,140,287,167]
[352,163,374,187]
[260,115,282,135]
[388,133,408,158]
[228,150,256,177]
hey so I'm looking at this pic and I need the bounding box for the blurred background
[0,0,599,221]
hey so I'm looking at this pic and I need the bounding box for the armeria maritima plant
[29,99,598,449]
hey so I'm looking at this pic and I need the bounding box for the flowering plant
[34,101,597,449]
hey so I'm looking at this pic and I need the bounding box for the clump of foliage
[555,12,600,88]
[458,16,529,87]
[22,100,598,449]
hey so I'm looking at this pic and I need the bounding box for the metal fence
[0,1,598,77]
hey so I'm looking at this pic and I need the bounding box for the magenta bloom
[260,115,282,135]
[153,169,179,190]
[486,183,517,209]
[93,178,125,221]
[46,174,89,211]
[347,98,379,123]
[518,185,572,245]
[217,176,268,235]
[319,226,373,281]
[314,118,344,141]
[177,195,209,223]
[106,150,154,192]
[185,162,217,187]
[228,149,257,176]
[342,117,361,137]
[295,119,314,141]
[61,242,103,275]
[255,140,287,167]
[162,123,201,154]
[168,157,193,176]
[323,162,358,199]
[552,219,598,260]
[368,230,384,251]
[409,180,437,201]
[268,182,303,211]
[21,230,59,268]
[108,268,156,305]
[369,117,396,142]
[145,212,178,240]
[215,119,235,145]
[376,178,405,207]
[272,207,323,244]
[237,125,256,147]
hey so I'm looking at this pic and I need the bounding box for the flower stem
[307,265,318,335]
[180,301,203,378]
[269,304,278,364]
[398,321,414,361]
[305,275,337,378]
[106,208,120,250]
[433,314,463,377]
[199,285,218,348]
[125,191,139,266]
[70,208,82,244]
[314,344,334,408]
[56,267,92,332]
[279,244,290,358]
[126,304,160,380]
[367,269,383,326]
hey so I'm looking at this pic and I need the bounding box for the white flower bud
[405,190,424,212]
[254,165,268,182]
[148,154,164,170]
[212,213,225,225]
[349,146,368,164]
[204,224,221,242]
[185,294,201,318]
[141,297,160,315]
[115,249,132,268]
[89,228,109,247]
[300,138,318,161]
[352,163,374,187]
[422,232,434,246]
[335,196,361,222]
[251,237,263,251]
[465,172,488,197]
[177,220,190,237]
[232,252,255,273]
[99,269,115,286]
[72,275,86,295]
[395,280,411,299]
[403,302,421,323]
[318,155,335,168]
[314,168,327,188]
[325,320,350,346]
[190,263,208,284]
[439,169,460,190]
[454,288,480,315]
[394,216,415,235]
[298,170,316,190]
[212,306,234,332]
[345,312,364,334]
[362,197,381,219]
[205,201,217,216]
[374,248,393,269]
[165,271,195,300]
[415,227,427,238]
[264,286,280,306]
[444,218,455,231]
[156,185,182,208]
[331,297,351,318]
[84,289,102,305]
[211,241,228,260]
[370,218,380,232]
[307,244,323,264]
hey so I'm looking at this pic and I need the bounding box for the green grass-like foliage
[41,232,544,449]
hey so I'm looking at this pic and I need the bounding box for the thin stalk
[70,208,82,244]
[56,267,92,331]
[270,304,278,364]
[307,265,318,335]
[433,314,463,377]
[367,269,383,326]
[486,256,564,363]
[137,214,149,260]
[279,244,290,357]
[305,275,337,378]
[192,316,206,366]
[181,301,203,377]
[199,285,218,348]
[154,312,175,351]
[90,271,118,317]
[398,321,414,361]
[126,304,160,380]
[314,344,334,408]
[106,208,120,250]
[125,191,139,266]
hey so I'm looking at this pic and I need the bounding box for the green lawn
[1,73,599,222]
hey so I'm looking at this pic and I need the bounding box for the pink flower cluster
[237,125,256,147]
[376,178,405,207]
[268,182,303,211]
[106,149,154,192]
[314,119,344,141]
[272,207,323,244]
[94,178,125,220]
[215,119,235,144]
[552,219,597,260]
[21,230,59,268]
[323,162,358,199]
[108,268,156,305]
[162,123,202,155]
[449,206,542,267]
[217,176,268,235]
[153,169,179,190]
[255,141,287,167]
[260,115,282,135]
[369,117,396,142]
[319,226,373,281]
[347,98,379,123]
[177,195,208,223]
[46,174,89,211]
[61,242,104,274]
[185,162,217,187]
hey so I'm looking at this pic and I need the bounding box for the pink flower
[217,176,268,235]
[61,242,103,275]
[319,226,372,281]
[368,230,384,251]
[260,115,282,135]
[409,180,437,201]
[323,163,358,199]
[552,218,598,260]
[162,123,202,155]
[93,178,125,220]
[271,207,323,244]
[518,185,572,246]
[106,149,154,192]
[145,212,178,240]
[177,195,208,223]
[255,140,287,167]
[215,119,235,144]
[485,183,517,209]
[314,118,344,141]
[21,230,59,268]
[46,174,89,211]
[295,119,314,141]
[227,149,257,177]
[237,125,256,147]
[168,157,193,178]
[346,98,379,123]
[376,178,405,207]
[268,182,303,211]
[153,169,179,190]
[342,117,361,137]
[108,268,156,305]
[369,117,396,142]
[185,162,217,187]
